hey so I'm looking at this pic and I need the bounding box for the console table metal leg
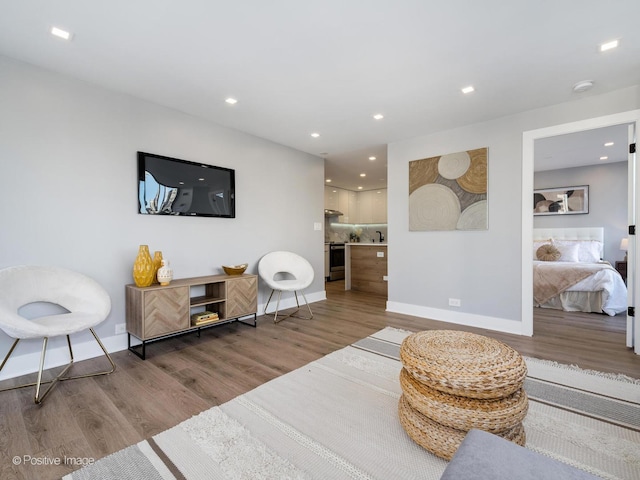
[128,334,146,360]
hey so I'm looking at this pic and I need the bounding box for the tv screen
[138,152,235,218]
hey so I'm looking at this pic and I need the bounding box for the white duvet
[533,260,628,316]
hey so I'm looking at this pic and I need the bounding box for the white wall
[387,85,640,335]
[534,162,628,263]
[0,56,325,379]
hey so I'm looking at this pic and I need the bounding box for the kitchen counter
[345,243,388,295]
[347,242,387,246]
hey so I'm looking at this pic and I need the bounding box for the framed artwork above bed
[533,185,589,216]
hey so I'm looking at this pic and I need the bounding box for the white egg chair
[258,251,314,324]
[0,265,116,404]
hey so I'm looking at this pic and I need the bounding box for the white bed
[533,227,627,316]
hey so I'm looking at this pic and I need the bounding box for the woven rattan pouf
[398,330,528,460]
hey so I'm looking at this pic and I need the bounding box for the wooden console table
[126,274,257,359]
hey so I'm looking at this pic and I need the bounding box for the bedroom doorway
[522,110,640,354]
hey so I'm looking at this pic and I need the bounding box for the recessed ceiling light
[198,178,205,181]
[604,142,614,147]
[369,156,376,161]
[225,97,238,105]
[325,179,332,183]
[358,186,363,190]
[360,173,366,177]
[373,114,384,120]
[461,85,475,94]
[572,80,594,93]
[51,26,71,40]
[600,39,619,52]
[600,156,608,160]
[311,132,320,138]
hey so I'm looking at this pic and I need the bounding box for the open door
[630,123,639,353]
[522,110,640,352]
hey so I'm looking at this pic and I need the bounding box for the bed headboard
[533,227,604,256]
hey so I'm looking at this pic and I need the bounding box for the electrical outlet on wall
[448,298,461,307]
[115,323,126,335]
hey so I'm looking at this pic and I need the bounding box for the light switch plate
[314,222,322,231]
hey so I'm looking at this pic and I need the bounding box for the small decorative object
[191,311,219,325]
[157,259,173,286]
[133,245,155,287]
[152,250,163,284]
[222,263,248,275]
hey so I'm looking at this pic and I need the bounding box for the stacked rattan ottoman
[398,330,529,460]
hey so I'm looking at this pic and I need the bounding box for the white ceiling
[534,124,630,173]
[1,1,639,191]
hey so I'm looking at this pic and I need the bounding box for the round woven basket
[398,394,525,460]
[399,367,528,432]
[400,330,527,399]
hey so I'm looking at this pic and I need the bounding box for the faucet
[376,231,384,243]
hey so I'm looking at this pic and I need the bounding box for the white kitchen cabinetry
[356,190,373,224]
[325,186,339,211]
[355,189,387,224]
[325,186,387,224]
[371,189,387,223]
[325,186,351,223]
[345,190,357,223]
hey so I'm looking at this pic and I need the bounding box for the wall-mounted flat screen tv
[138,151,235,218]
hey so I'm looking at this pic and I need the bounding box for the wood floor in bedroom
[1,280,638,480]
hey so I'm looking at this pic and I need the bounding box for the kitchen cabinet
[371,189,387,223]
[325,186,340,211]
[345,244,387,296]
[325,186,351,223]
[325,186,387,224]
[355,189,387,224]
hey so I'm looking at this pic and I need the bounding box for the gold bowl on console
[222,263,248,275]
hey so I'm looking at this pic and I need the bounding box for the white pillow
[553,239,602,263]
[555,242,580,262]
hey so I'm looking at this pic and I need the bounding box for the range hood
[324,209,344,217]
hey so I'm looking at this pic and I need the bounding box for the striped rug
[65,327,640,480]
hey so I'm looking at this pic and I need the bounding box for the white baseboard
[385,301,528,336]
[0,288,328,381]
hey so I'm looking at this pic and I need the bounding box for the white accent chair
[0,265,116,404]
[258,251,314,324]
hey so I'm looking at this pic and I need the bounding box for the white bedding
[533,260,627,316]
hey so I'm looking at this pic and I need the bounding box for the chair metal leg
[0,328,116,404]
[263,289,313,324]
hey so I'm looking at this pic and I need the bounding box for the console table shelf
[126,274,257,359]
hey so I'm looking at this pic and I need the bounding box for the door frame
[521,110,640,346]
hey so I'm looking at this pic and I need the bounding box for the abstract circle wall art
[409,147,488,231]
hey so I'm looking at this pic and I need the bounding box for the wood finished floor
[1,280,639,479]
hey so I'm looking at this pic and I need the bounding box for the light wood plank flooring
[1,281,638,479]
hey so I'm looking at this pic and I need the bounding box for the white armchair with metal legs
[258,251,314,324]
[0,265,116,404]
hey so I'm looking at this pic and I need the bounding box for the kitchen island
[345,243,388,296]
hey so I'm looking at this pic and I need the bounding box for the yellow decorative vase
[133,245,155,287]
[152,251,163,284]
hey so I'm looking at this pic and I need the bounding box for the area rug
[65,327,640,480]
